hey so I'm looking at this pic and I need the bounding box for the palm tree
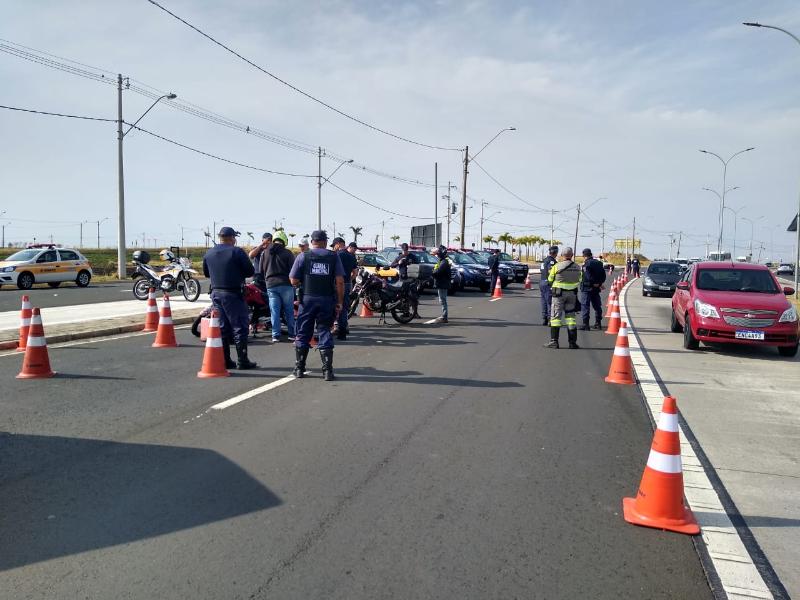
[246,232,254,244]
[497,232,513,253]
[349,226,363,243]
[390,234,400,245]
[288,232,296,247]
[482,235,495,248]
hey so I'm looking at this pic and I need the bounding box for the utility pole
[631,217,636,258]
[381,220,385,249]
[434,162,439,247]
[317,147,322,230]
[479,200,487,246]
[600,218,606,255]
[705,234,710,259]
[79,221,84,248]
[116,73,127,279]
[550,209,555,246]
[97,221,101,248]
[1,223,6,249]
[459,146,469,248]
[572,203,581,252]
[677,231,683,258]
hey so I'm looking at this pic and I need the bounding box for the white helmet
[159,249,175,261]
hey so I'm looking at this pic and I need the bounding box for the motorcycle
[347,267,419,324]
[132,250,201,302]
[190,282,272,338]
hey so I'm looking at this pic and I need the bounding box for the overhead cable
[0,104,116,122]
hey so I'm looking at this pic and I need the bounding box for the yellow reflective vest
[548,260,582,290]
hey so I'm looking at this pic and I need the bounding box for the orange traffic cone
[197,310,229,378]
[491,277,503,299]
[359,301,373,318]
[605,321,635,384]
[17,295,32,352]
[524,274,532,290]
[152,293,179,348]
[605,287,617,318]
[623,396,700,535]
[143,287,159,332]
[605,297,621,335]
[17,308,55,379]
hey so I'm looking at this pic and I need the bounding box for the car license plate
[658,285,671,291]
[735,330,765,341]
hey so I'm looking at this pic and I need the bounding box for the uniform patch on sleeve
[311,262,330,276]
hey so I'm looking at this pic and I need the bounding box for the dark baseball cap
[262,232,273,240]
[330,236,345,247]
[310,230,328,241]
[218,226,240,237]
[401,242,409,249]
[548,245,559,254]
[582,248,592,257]
[347,242,358,249]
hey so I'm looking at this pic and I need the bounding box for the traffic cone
[17,308,55,379]
[152,293,179,348]
[491,277,503,299]
[605,298,621,335]
[17,295,32,352]
[142,287,159,332]
[197,310,229,378]
[605,321,636,384]
[359,301,373,318]
[524,274,532,290]
[623,396,700,535]
[605,287,617,318]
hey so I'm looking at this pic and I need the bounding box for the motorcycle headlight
[1,266,15,272]
[779,306,798,323]
[644,277,654,285]
[356,275,363,283]
[694,299,720,319]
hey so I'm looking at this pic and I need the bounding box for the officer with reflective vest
[540,245,559,326]
[289,230,345,381]
[202,226,257,369]
[544,246,582,349]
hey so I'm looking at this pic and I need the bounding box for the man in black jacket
[487,249,501,294]
[579,248,607,330]
[432,246,451,323]
[390,243,419,279]
[263,230,296,342]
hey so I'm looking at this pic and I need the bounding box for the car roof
[694,261,768,271]
[649,261,680,265]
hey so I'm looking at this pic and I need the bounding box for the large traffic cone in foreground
[605,297,621,335]
[197,310,229,378]
[524,274,532,290]
[359,301,373,318]
[623,396,700,535]
[17,308,55,379]
[605,287,617,318]
[142,288,159,332]
[491,277,503,299]
[605,321,635,384]
[17,295,32,352]
[152,293,178,348]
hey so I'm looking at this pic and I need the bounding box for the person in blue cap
[289,230,345,380]
[202,226,257,369]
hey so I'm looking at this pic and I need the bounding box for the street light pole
[741,216,763,261]
[699,147,754,258]
[96,217,109,249]
[744,21,800,294]
[317,152,353,231]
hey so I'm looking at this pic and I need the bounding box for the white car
[776,263,795,276]
[0,246,93,289]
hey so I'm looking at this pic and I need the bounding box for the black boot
[320,348,335,381]
[222,340,236,369]
[568,329,580,349]
[235,341,258,369]
[293,346,309,378]
[543,326,560,349]
[336,329,347,341]
[579,321,591,331]
[593,321,602,330]
[542,318,549,326]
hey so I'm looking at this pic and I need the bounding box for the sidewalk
[623,279,798,599]
[0,298,207,349]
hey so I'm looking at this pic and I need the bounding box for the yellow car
[0,245,93,289]
[357,252,399,279]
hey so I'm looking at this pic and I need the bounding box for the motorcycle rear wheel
[391,302,416,324]
[133,278,152,300]
[183,277,201,302]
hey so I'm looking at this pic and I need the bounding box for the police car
[0,245,93,289]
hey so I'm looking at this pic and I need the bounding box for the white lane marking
[619,280,775,600]
[489,298,502,302]
[424,318,439,324]
[210,375,296,410]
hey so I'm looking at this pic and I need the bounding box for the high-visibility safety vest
[548,260,582,290]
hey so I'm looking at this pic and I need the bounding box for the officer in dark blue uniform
[202,227,257,369]
[579,248,607,330]
[289,230,345,381]
[331,238,359,341]
[540,245,558,326]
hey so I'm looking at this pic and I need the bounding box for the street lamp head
[745,147,755,152]
[508,127,516,131]
[166,93,177,100]
[346,159,354,163]
[743,22,762,27]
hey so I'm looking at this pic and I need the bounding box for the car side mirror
[676,281,690,291]
[784,286,795,296]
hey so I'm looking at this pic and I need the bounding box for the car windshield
[648,263,681,275]
[451,253,479,265]
[375,255,391,267]
[472,254,489,264]
[500,253,513,260]
[696,268,778,293]
[5,249,40,261]
[409,251,436,264]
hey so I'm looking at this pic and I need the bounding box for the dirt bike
[132,251,201,302]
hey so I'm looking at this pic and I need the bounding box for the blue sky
[2,0,800,260]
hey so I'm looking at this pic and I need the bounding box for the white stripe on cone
[618,326,628,336]
[26,336,47,347]
[20,318,31,326]
[613,346,630,357]
[146,306,158,313]
[159,317,173,325]
[657,411,679,433]
[205,337,223,348]
[646,449,682,474]
[209,317,220,327]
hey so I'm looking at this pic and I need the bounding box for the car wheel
[76,270,91,287]
[479,283,489,293]
[501,280,508,289]
[17,272,34,290]
[642,290,647,296]
[683,314,699,350]
[670,309,682,333]
[778,344,799,357]
[47,281,61,288]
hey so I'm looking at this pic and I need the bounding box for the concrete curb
[0,315,196,350]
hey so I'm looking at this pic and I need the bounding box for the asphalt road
[0,288,712,599]
[0,281,144,311]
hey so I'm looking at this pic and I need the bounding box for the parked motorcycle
[132,249,201,302]
[347,267,419,324]
[190,282,272,338]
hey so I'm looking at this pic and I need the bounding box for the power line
[468,158,553,212]
[0,104,116,122]
[145,0,462,152]
[325,181,428,220]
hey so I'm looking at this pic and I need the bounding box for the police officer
[289,230,345,381]
[331,237,359,341]
[487,248,501,294]
[631,256,641,278]
[540,245,559,326]
[579,248,606,330]
[544,247,582,349]
[390,243,418,279]
[298,237,309,252]
[432,245,451,323]
[202,226,257,369]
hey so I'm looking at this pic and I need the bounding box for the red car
[670,261,799,357]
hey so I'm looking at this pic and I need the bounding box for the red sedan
[671,261,799,357]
